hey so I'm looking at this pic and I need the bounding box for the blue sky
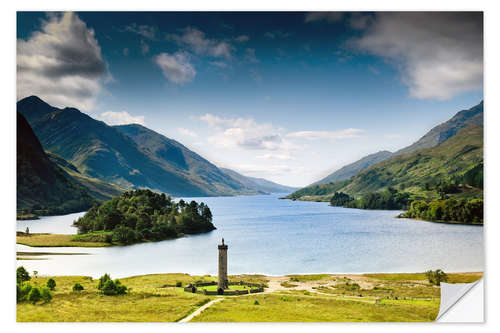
[17,12,483,187]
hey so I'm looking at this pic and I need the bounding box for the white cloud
[99,111,145,126]
[123,23,158,40]
[17,12,110,110]
[256,153,294,161]
[198,114,299,154]
[350,12,483,100]
[178,127,198,138]
[231,164,294,176]
[167,27,233,59]
[154,52,196,84]
[286,129,363,140]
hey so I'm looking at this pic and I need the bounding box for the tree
[25,227,29,234]
[40,287,52,303]
[426,269,448,286]
[27,287,41,304]
[17,266,31,284]
[73,283,84,292]
[46,278,56,290]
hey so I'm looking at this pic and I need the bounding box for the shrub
[46,278,56,290]
[426,269,448,286]
[27,287,41,304]
[16,266,31,284]
[40,287,52,303]
[97,274,127,295]
[254,300,260,305]
[73,283,84,292]
[176,281,182,287]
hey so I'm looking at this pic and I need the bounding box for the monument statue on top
[218,238,228,291]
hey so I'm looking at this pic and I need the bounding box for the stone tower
[218,238,228,290]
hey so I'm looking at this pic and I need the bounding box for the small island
[72,189,216,245]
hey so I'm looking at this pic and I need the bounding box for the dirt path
[179,298,224,323]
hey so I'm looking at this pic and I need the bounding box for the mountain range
[311,102,483,186]
[17,96,293,204]
[288,101,484,201]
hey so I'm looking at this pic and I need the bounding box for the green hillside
[287,124,483,203]
[17,112,95,218]
[311,102,483,186]
[47,152,124,201]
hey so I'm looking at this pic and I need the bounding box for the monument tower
[218,238,228,290]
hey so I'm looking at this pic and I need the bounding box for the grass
[16,233,111,247]
[192,291,439,322]
[280,281,298,288]
[364,272,483,284]
[17,272,481,322]
[17,274,216,322]
[197,284,251,291]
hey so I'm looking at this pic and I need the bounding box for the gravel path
[179,298,223,323]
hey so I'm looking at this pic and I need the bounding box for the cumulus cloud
[349,12,483,100]
[99,111,145,126]
[198,114,298,153]
[178,127,198,138]
[17,12,110,110]
[167,27,233,59]
[154,52,196,84]
[286,129,363,140]
[123,23,158,40]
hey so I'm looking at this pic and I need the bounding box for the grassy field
[192,292,439,322]
[16,233,111,247]
[17,272,482,322]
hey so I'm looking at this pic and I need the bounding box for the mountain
[312,151,393,185]
[219,168,298,194]
[17,96,292,197]
[47,152,124,201]
[395,101,483,155]
[311,102,483,186]
[17,112,95,216]
[287,102,484,201]
[113,124,263,196]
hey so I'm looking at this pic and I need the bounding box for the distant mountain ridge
[288,101,484,201]
[312,150,393,185]
[17,96,293,197]
[219,168,298,194]
[312,101,484,185]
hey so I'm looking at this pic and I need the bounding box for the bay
[16,194,484,278]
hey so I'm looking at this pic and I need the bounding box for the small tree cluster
[426,269,448,286]
[97,273,127,295]
[16,267,53,304]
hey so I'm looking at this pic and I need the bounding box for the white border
[2,1,499,332]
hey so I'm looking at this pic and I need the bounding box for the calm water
[16,194,484,278]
